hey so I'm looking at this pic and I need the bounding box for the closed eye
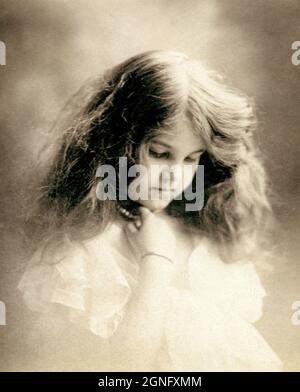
[184,156,199,163]
[148,149,170,159]
[148,148,203,162]
[184,153,202,163]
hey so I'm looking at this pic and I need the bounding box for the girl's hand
[124,206,176,262]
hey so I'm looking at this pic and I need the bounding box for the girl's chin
[137,199,171,212]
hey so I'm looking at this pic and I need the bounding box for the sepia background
[0,0,299,371]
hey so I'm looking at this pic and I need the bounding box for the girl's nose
[159,164,182,189]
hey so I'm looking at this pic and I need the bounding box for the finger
[125,221,138,235]
[134,217,142,229]
[138,206,152,223]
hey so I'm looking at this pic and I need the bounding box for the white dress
[18,218,283,372]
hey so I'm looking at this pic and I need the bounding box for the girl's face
[128,115,206,212]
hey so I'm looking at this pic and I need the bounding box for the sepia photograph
[0,0,300,375]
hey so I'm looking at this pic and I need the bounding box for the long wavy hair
[23,50,275,265]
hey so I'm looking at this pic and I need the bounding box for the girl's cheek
[181,165,197,190]
[147,164,163,187]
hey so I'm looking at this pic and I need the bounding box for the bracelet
[140,252,174,265]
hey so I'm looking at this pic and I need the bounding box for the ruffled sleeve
[18,230,138,339]
[160,239,283,372]
[187,239,267,324]
[224,260,267,323]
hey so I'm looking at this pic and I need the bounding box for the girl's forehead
[152,128,206,154]
[152,116,206,151]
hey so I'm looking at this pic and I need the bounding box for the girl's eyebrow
[151,140,205,155]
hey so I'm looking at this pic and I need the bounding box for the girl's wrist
[138,254,175,285]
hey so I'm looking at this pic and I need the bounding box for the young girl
[18,50,283,371]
